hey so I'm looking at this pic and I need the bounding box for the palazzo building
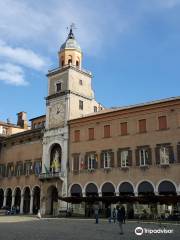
[0,27,180,219]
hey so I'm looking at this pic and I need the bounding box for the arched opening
[47,186,58,215]
[6,188,12,210]
[70,184,82,197]
[102,182,115,197]
[85,183,98,197]
[85,183,99,218]
[14,188,21,212]
[138,181,154,195]
[50,144,62,173]
[158,181,176,195]
[76,60,79,67]
[23,187,30,214]
[68,56,72,65]
[33,186,41,214]
[119,182,134,196]
[0,189,4,208]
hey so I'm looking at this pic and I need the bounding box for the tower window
[61,60,64,67]
[94,106,97,112]
[79,100,83,110]
[68,59,72,65]
[79,79,83,85]
[56,82,62,92]
[76,61,79,67]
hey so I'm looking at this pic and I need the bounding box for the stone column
[82,192,86,197]
[11,194,15,208]
[30,194,34,214]
[20,194,24,214]
[115,192,119,196]
[98,192,102,197]
[3,195,7,207]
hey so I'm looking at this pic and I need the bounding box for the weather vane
[67,23,77,31]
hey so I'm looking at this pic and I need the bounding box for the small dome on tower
[60,27,81,52]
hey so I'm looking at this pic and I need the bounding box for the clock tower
[40,26,102,215]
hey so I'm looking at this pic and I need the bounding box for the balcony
[39,171,65,181]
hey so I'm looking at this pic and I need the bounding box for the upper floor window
[34,161,42,176]
[139,149,148,166]
[72,154,80,172]
[74,130,80,142]
[0,164,6,178]
[103,152,111,168]
[7,163,14,178]
[139,119,146,133]
[104,125,111,138]
[79,100,83,110]
[158,116,167,130]
[79,79,83,85]
[88,128,94,140]
[160,147,169,165]
[121,150,129,167]
[24,161,32,176]
[94,106,97,112]
[88,153,97,170]
[16,162,23,177]
[120,122,128,136]
[56,82,62,92]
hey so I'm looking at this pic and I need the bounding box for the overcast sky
[0,0,180,123]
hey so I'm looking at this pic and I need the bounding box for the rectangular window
[74,130,80,142]
[103,152,111,168]
[73,154,80,171]
[79,79,83,85]
[7,163,14,178]
[104,125,111,138]
[0,164,6,178]
[34,161,42,176]
[121,150,129,167]
[120,122,128,136]
[25,162,32,176]
[94,106,97,112]
[158,116,167,130]
[16,162,23,177]
[88,154,96,170]
[139,149,148,166]
[88,128,94,140]
[79,100,83,110]
[160,147,169,164]
[139,119,146,133]
[56,82,62,92]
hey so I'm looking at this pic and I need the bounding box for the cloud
[0,40,48,71]
[0,63,28,86]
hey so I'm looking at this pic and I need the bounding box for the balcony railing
[39,171,65,181]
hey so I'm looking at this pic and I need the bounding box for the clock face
[49,102,65,127]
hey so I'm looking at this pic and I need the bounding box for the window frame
[79,100,83,110]
[160,146,169,165]
[139,148,148,166]
[103,152,111,169]
[121,150,129,167]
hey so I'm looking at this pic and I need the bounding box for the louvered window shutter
[136,149,140,166]
[128,150,132,166]
[155,147,160,164]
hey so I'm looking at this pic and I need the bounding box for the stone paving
[0,216,179,240]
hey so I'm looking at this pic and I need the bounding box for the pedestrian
[121,205,126,223]
[94,206,99,224]
[37,209,41,219]
[117,205,124,235]
[112,207,117,223]
[107,206,112,223]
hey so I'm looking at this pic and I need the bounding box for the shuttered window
[120,122,128,136]
[74,130,80,142]
[104,125,111,138]
[158,116,167,130]
[139,119,146,133]
[88,128,94,140]
[73,154,80,172]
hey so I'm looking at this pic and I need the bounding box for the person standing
[121,205,126,223]
[94,206,99,224]
[117,205,124,235]
[112,207,117,223]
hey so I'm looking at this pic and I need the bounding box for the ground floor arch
[70,184,82,197]
[14,187,21,212]
[6,188,12,209]
[33,186,41,214]
[119,182,134,196]
[46,185,58,215]
[0,189,4,208]
[158,181,177,195]
[23,187,31,214]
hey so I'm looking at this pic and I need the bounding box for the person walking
[112,207,117,223]
[94,206,99,224]
[121,205,126,223]
[117,205,124,235]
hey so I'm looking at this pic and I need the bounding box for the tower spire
[67,23,76,39]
